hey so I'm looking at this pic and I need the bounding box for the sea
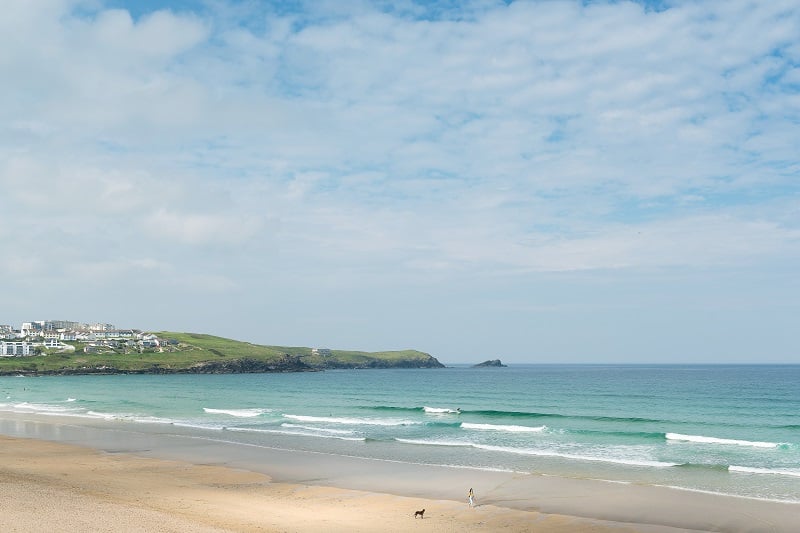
[1,365,798,504]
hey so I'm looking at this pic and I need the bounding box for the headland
[0,331,444,376]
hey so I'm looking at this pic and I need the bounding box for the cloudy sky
[2,0,798,363]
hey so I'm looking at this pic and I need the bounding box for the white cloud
[65,257,168,281]
[83,9,207,59]
[522,216,800,272]
[1,156,155,214]
[1,0,798,360]
[141,209,264,246]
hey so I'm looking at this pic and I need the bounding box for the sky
[1,0,798,364]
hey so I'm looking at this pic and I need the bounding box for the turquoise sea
[1,365,798,503]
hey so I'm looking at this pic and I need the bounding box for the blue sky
[1,0,798,363]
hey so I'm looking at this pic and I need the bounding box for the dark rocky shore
[0,355,446,376]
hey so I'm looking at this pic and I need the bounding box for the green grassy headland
[0,332,444,375]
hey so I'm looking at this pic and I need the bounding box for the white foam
[474,444,678,468]
[172,422,225,431]
[462,422,546,433]
[11,402,81,414]
[423,406,459,414]
[281,423,354,435]
[666,433,781,449]
[66,398,77,402]
[203,408,270,418]
[85,410,120,420]
[284,414,414,426]
[652,484,800,505]
[78,411,175,425]
[395,438,473,447]
[729,466,800,478]
[128,415,179,425]
[0,402,222,429]
[226,427,365,441]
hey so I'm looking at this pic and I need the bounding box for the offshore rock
[472,359,507,368]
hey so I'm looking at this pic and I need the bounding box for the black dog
[414,509,425,519]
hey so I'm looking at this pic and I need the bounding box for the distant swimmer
[456,408,462,414]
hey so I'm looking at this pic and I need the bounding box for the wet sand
[1,414,798,532]
[0,435,638,532]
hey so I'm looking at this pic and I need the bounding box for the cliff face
[182,356,313,374]
[0,353,446,376]
[182,354,446,372]
[1,357,314,376]
[319,356,445,370]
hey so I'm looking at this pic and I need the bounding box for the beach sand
[1,416,798,532]
[1,435,633,533]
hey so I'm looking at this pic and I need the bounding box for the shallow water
[1,365,798,502]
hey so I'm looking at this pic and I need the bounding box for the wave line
[666,433,784,449]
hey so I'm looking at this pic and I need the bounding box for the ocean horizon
[1,364,798,504]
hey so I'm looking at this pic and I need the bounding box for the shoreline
[0,434,641,533]
[1,413,799,531]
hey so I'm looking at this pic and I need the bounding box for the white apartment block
[0,341,35,357]
[43,320,81,331]
[20,322,44,336]
[91,329,137,340]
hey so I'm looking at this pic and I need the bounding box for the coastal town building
[0,319,172,357]
[91,329,138,340]
[42,331,60,342]
[0,341,35,357]
[43,338,62,349]
[42,320,83,331]
[20,322,44,336]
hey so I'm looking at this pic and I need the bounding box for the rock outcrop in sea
[472,359,507,368]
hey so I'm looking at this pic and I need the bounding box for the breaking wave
[666,433,784,449]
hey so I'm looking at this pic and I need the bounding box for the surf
[395,438,473,447]
[423,406,460,414]
[666,433,784,449]
[729,466,800,478]
[461,422,546,433]
[203,407,271,418]
[226,426,366,442]
[281,423,356,435]
[283,414,417,426]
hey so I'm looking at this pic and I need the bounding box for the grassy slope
[0,332,440,374]
[161,332,437,367]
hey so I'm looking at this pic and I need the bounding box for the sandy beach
[1,414,798,532]
[1,435,638,533]
[1,432,798,533]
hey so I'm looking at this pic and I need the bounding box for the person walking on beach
[468,487,475,508]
